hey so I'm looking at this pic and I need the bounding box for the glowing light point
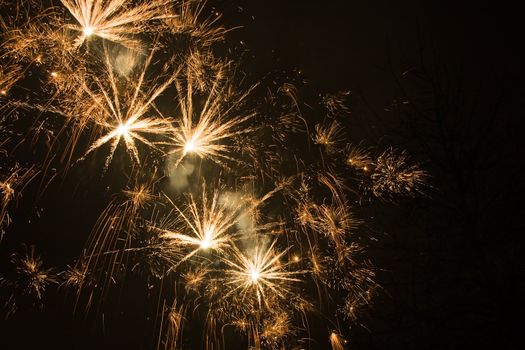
[83,26,94,37]
[250,267,260,283]
[200,238,211,249]
[184,140,196,154]
[116,123,129,136]
[200,227,214,249]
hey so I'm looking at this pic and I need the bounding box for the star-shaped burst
[61,0,173,49]
[82,49,175,167]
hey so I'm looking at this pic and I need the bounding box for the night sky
[1,1,524,349]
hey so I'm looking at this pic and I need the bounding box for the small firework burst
[318,203,359,244]
[1,245,58,318]
[62,261,93,290]
[370,148,427,200]
[166,0,229,50]
[182,266,208,293]
[13,246,57,299]
[314,119,345,154]
[260,311,294,347]
[322,90,351,116]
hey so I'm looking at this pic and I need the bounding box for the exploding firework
[313,119,345,154]
[169,68,257,168]
[223,239,302,306]
[0,245,58,318]
[153,184,246,263]
[79,47,176,168]
[0,0,431,348]
[370,147,428,200]
[60,0,174,50]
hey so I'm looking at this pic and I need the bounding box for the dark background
[1,0,524,349]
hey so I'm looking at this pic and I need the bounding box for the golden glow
[116,121,130,136]
[249,266,260,283]
[82,26,94,37]
[199,227,215,249]
[183,140,196,154]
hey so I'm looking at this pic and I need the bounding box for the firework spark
[166,0,229,49]
[0,63,22,96]
[1,245,58,318]
[345,143,373,172]
[329,331,347,350]
[1,165,37,239]
[322,90,351,117]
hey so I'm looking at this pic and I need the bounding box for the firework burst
[60,0,174,50]
[370,147,428,200]
[0,245,58,318]
[0,1,431,348]
[223,239,302,306]
[80,47,176,168]
[153,185,245,263]
[169,69,257,168]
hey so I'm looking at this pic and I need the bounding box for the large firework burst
[0,1,430,349]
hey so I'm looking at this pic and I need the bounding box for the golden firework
[223,239,302,306]
[153,185,246,263]
[169,69,257,167]
[60,0,174,49]
[81,47,176,167]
